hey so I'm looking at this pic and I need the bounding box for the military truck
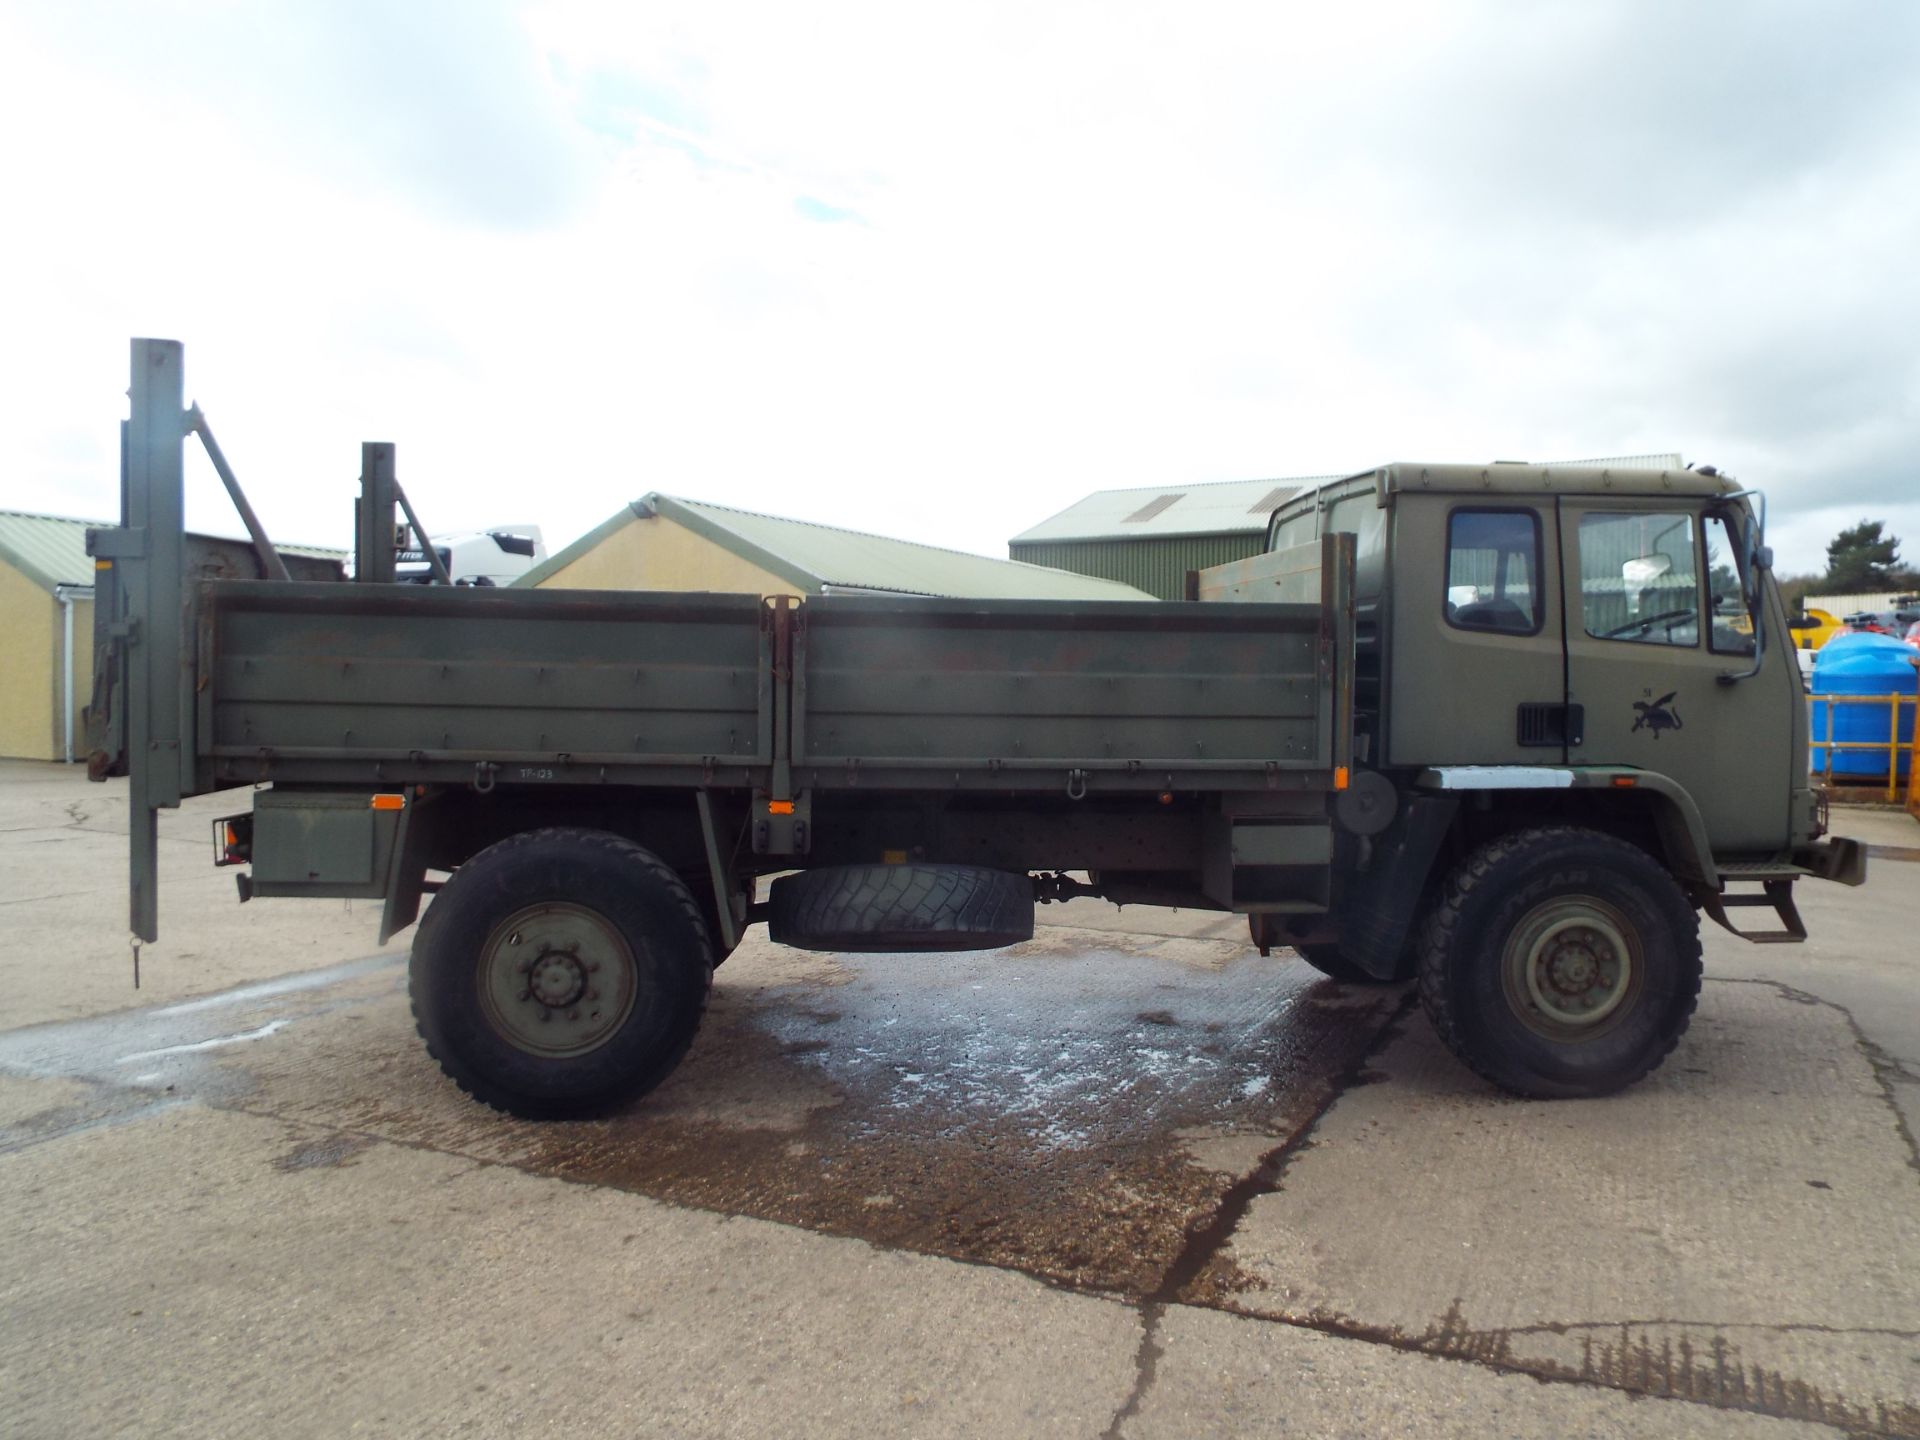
[88,340,1864,1119]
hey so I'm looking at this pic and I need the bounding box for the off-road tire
[1417,826,1701,1098]
[1292,942,1408,985]
[769,864,1033,952]
[410,828,712,1119]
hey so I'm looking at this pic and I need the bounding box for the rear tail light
[212,813,252,867]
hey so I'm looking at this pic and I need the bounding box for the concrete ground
[0,758,1915,1438]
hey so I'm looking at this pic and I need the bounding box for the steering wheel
[1453,598,1531,632]
[1601,608,1696,639]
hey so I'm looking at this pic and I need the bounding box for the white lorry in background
[395,526,546,586]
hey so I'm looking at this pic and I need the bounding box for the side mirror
[1718,490,1770,685]
[1621,554,1673,586]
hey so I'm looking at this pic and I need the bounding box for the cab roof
[1367,464,1743,503]
[1267,461,1743,522]
[1376,460,1740,498]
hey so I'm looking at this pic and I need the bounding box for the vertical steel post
[355,442,398,584]
[125,338,188,941]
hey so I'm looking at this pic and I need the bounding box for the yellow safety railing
[1910,724,1920,821]
[1808,692,1917,804]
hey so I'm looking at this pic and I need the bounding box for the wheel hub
[1545,936,1601,995]
[1502,901,1642,1040]
[526,950,588,1010]
[477,903,637,1059]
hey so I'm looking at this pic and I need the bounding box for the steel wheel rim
[1501,897,1643,1041]
[477,902,639,1058]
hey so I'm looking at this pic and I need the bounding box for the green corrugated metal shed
[520,493,1155,601]
[1008,476,1337,599]
[1011,533,1266,602]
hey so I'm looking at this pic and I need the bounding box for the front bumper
[1792,836,1869,887]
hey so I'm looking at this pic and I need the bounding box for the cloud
[0,0,1914,583]
[793,196,864,225]
[8,0,596,228]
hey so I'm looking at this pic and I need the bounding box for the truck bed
[189,581,1346,797]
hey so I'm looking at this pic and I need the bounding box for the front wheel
[410,828,713,1119]
[1417,826,1701,1098]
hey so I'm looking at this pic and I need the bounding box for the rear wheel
[411,828,712,1118]
[1417,826,1701,1098]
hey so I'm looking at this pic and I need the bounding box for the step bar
[1701,874,1807,944]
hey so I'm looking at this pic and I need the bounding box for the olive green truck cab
[89,340,1864,1119]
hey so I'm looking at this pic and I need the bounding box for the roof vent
[1122,493,1184,523]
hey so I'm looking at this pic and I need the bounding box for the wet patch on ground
[0,956,401,1146]
[506,941,1405,1297]
[271,1131,377,1172]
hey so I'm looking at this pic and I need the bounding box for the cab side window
[1325,491,1387,561]
[1268,511,1316,551]
[1703,514,1757,656]
[1445,509,1542,634]
[1578,511,1699,646]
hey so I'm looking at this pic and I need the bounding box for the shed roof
[0,508,347,596]
[520,494,1155,601]
[0,510,97,592]
[1009,475,1340,545]
[1010,454,1687,545]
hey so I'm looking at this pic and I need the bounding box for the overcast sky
[2,1,1915,578]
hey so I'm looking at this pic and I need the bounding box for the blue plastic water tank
[1810,632,1917,778]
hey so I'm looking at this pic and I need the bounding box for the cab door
[1387,496,1568,766]
[1559,500,1791,851]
